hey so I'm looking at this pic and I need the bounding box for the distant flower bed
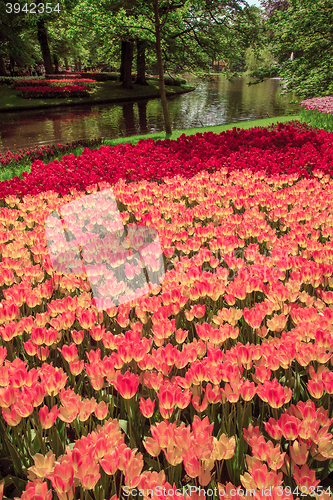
[45,73,82,79]
[300,96,333,132]
[0,75,45,85]
[16,85,90,99]
[47,72,119,81]
[301,95,333,114]
[0,139,102,169]
[13,79,97,89]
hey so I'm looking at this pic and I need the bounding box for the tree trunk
[64,57,69,70]
[74,59,81,72]
[120,40,126,82]
[135,39,148,85]
[153,0,172,136]
[121,40,134,89]
[9,56,15,76]
[53,54,59,74]
[37,19,53,74]
[0,57,7,76]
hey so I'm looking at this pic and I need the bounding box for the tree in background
[262,0,333,97]
[261,0,289,18]
[37,18,53,73]
[245,44,275,72]
[0,0,263,133]
[0,0,80,75]
[0,0,37,75]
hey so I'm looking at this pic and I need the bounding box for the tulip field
[300,96,333,133]
[10,78,98,99]
[1,120,333,500]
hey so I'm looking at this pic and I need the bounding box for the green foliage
[157,75,187,86]
[245,45,276,72]
[265,0,333,98]
[0,0,265,83]
[248,64,280,80]
[299,108,333,133]
[0,0,37,65]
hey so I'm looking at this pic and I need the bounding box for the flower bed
[16,85,90,99]
[301,96,333,114]
[0,76,46,85]
[1,121,333,200]
[1,122,333,499]
[47,72,120,81]
[0,139,102,170]
[300,96,333,132]
[12,79,97,89]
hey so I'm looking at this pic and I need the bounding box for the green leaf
[144,457,161,470]
[118,419,129,437]
[50,427,65,457]
[9,475,27,496]
[32,435,41,454]
[5,442,23,478]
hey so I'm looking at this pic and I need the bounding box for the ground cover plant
[300,97,333,133]
[0,122,333,499]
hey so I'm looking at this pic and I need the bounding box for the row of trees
[262,0,333,98]
[1,0,264,134]
[0,0,262,78]
[1,0,332,130]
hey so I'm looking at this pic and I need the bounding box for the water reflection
[0,75,301,152]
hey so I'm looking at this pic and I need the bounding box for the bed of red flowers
[16,85,91,99]
[0,121,333,500]
[1,121,333,200]
[12,79,97,89]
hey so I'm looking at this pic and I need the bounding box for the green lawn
[0,80,195,112]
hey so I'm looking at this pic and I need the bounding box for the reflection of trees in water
[0,76,302,153]
[121,101,148,136]
[52,118,62,144]
[18,106,98,127]
[138,101,148,134]
[122,102,135,136]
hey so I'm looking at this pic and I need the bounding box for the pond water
[0,75,302,153]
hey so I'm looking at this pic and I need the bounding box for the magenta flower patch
[301,96,333,114]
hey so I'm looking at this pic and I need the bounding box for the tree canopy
[261,0,333,98]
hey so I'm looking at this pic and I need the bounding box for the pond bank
[0,80,195,113]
